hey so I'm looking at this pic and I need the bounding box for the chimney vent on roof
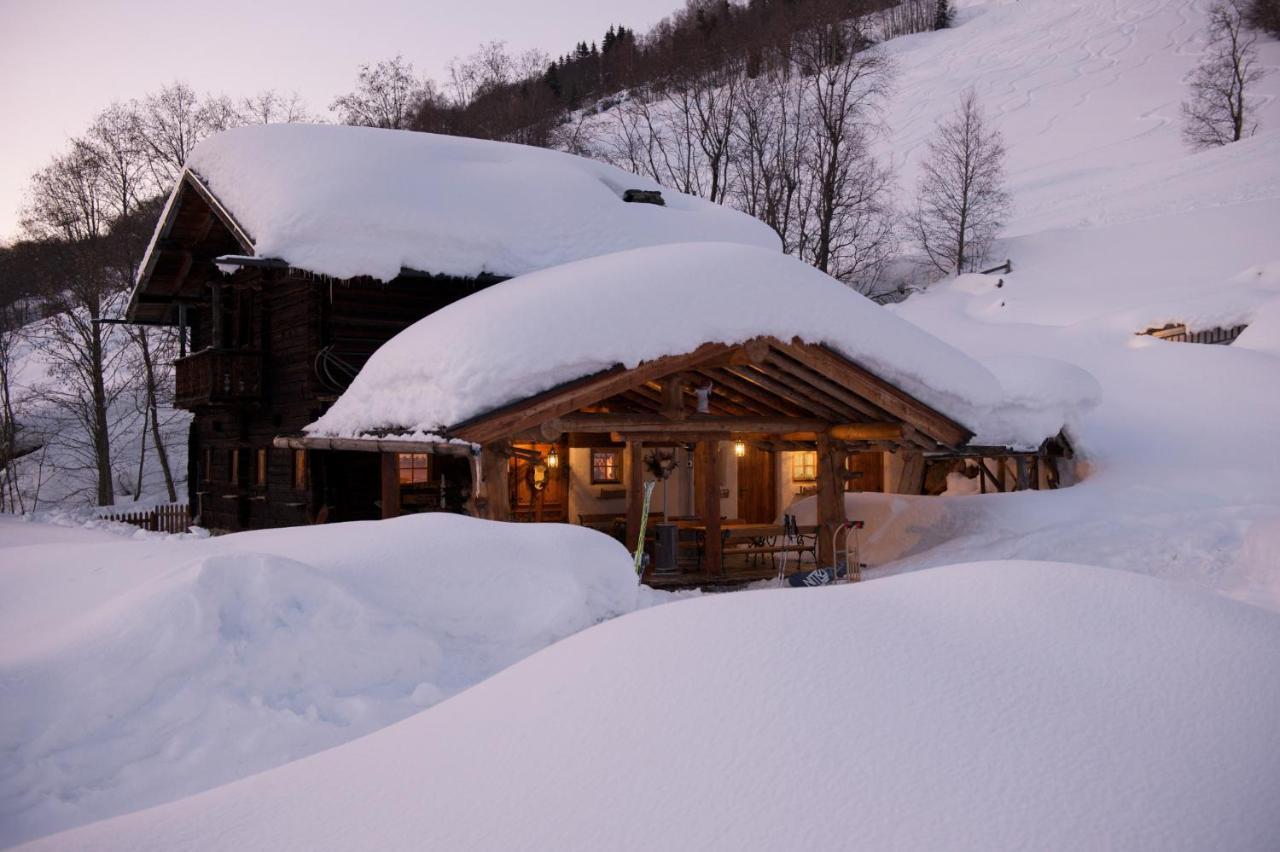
[623,189,665,206]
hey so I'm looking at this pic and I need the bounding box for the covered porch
[452,335,975,585]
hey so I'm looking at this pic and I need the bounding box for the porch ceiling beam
[774,340,972,449]
[697,367,808,418]
[725,363,854,423]
[763,349,891,422]
[686,369,783,417]
[453,341,736,444]
[557,414,828,434]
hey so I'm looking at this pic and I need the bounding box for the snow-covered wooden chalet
[128,124,1081,582]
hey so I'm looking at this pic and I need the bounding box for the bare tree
[330,56,430,129]
[132,82,234,186]
[1182,0,1269,150]
[0,303,26,512]
[792,24,897,289]
[237,90,314,125]
[912,89,1010,276]
[22,145,126,505]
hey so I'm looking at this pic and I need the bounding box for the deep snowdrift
[167,123,780,282]
[27,562,1280,851]
[0,514,659,847]
[307,242,1095,449]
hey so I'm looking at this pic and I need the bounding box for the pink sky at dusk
[0,0,677,241]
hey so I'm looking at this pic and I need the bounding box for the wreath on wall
[644,449,679,480]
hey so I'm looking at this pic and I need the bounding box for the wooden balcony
[174,348,263,410]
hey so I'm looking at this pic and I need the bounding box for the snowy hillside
[4,0,1280,848]
[26,562,1280,851]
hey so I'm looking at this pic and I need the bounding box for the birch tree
[1182,0,1268,150]
[911,89,1010,275]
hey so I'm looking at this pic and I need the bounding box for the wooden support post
[978,458,986,494]
[380,452,401,519]
[1015,456,1030,492]
[480,441,512,521]
[696,439,722,577]
[625,440,645,552]
[999,458,1011,493]
[895,450,926,495]
[816,433,848,569]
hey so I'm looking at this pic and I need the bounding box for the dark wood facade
[129,173,499,532]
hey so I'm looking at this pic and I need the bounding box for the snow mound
[308,242,1084,449]
[31,561,1280,851]
[1233,297,1280,355]
[179,124,780,281]
[0,514,653,847]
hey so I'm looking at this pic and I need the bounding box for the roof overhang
[126,170,256,325]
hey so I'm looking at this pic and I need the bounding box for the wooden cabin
[125,124,782,532]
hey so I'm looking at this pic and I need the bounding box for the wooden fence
[100,503,192,534]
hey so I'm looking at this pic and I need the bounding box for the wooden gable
[449,336,973,452]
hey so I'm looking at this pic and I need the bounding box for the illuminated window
[293,450,307,490]
[255,448,267,487]
[398,453,431,484]
[591,450,622,484]
[792,451,817,482]
[229,449,240,485]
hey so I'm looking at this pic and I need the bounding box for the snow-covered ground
[23,561,1280,851]
[0,514,664,847]
[4,0,1280,847]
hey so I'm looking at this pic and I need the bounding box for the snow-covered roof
[171,124,780,282]
[307,242,1092,449]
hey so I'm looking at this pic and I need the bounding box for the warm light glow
[734,441,747,458]
[546,448,559,469]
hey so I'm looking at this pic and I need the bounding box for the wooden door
[736,445,777,523]
[845,452,884,492]
[509,442,567,522]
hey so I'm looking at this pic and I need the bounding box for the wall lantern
[546,448,560,469]
[733,441,747,458]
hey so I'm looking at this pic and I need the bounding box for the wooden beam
[723,364,853,422]
[661,375,688,419]
[689,369,793,417]
[829,422,906,443]
[611,431,730,444]
[895,451,926,495]
[379,452,401,519]
[696,439,722,577]
[776,340,972,449]
[816,433,848,568]
[557,414,828,434]
[764,349,891,422]
[453,342,735,444]
[479,441,512,521]
[625,440,645,556]
[702,367,811,417]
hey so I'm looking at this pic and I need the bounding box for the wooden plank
[379,452,401,519]
[625,440,644,556]
[696,439,722,577]
[816,433,848,568]
[775,340,972,449]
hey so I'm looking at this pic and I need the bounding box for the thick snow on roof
[182,124,780,281]
[307,242,1091,448]
[32,561,1280,851]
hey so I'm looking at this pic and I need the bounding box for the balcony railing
[174,348,263,410]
